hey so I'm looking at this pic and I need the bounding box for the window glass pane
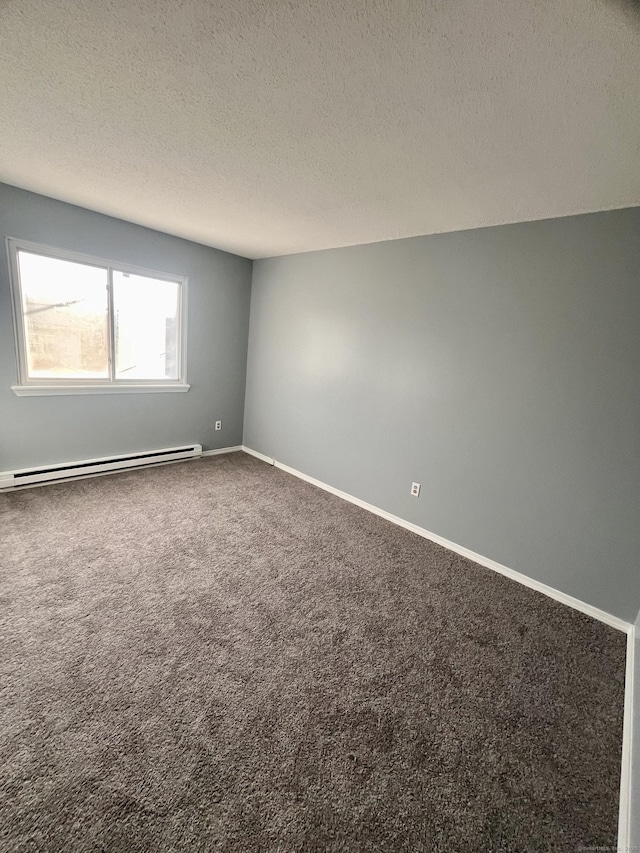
[18,251,109,379]
[112,272,180,380]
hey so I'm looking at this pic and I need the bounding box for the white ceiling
[0,0,638,259]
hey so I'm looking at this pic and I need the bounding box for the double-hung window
[7,239,188,395]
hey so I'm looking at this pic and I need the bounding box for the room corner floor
[0,452,626,852]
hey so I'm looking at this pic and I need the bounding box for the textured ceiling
[0,0,638,258]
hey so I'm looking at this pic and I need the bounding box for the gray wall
[0,183,252,470]
[244,208,640,622]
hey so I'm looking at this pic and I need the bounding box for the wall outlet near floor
[215,421,222,430]
[411,482,421,497]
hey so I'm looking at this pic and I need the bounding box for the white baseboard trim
[201,446,243,457]
[241,446,275,465]
[241,446,635,848]
[251,452,630,633]
[618,624,635,851]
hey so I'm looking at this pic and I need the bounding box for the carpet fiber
[0,452,626,852]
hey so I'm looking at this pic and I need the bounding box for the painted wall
[0,183,252,469]
[244,208,640,622]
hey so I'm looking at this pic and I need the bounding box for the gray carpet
[0,452,626,852]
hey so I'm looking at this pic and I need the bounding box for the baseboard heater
[0,444,203,492]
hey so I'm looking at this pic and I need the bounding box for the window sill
[11,384,190,397]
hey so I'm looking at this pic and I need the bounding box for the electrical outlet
[411,482,421,497]
[215,420,222,430]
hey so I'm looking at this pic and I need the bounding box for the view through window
[9,241,186,390]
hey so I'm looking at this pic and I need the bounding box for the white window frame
[7,238,189,396]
